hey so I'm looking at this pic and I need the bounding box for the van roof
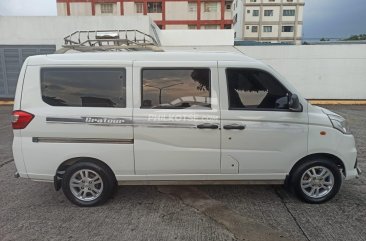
[26,51,260,65]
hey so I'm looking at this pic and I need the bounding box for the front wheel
[62,161,116,207]
[291,159,342,204]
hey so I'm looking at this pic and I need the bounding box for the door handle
[223,124,246,130]
[197,123,219,129]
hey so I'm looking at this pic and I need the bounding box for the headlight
[327,114,350,134]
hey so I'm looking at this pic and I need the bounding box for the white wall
[160,30,235,46]
[0,16,155,49]
[240,45,366,99]
[164,45,366,100]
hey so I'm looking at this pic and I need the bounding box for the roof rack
[55,30,163,54]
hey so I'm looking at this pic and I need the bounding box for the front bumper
[345,158,362,180]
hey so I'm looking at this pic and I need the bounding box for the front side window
[142,69,211,109]
[226,68,290,110]
[41,68,126,108]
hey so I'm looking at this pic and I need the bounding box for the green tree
[344,34,366,41]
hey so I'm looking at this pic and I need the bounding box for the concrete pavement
[0,105,365,241]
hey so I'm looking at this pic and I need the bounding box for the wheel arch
[288,153,346,181]
[54,157,117,191]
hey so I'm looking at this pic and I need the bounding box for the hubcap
[301,166,334,199]
[69,169,103,202]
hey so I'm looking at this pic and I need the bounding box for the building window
[204,2,218,12]
[41,68,126,108]
[287,0,294,2]
[188,2,197,12]
[101,3,114,14]
[252,10,259,16]
[283,9,295,16]
[233,14,238,24]
[282,26,294,32]
[264,10,273,16]
[263,26,272,32]
[269,0,275,2]
[247,10,250,13]
[226,68,289,110]
[246,26,250,30]
[141,69,211,109]
[224,24,231,29]
[225,1,231,11]
[135,2,143,13]
[251,26,258,32]
[204,25,219,29]
[188,25,197,29]
[250,0,257,2]
[147,2,162,13]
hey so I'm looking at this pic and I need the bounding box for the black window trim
[225,67,302,112]
[40,67,127,108]
[140,67,212,110]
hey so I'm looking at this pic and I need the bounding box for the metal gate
[0,45,56,99]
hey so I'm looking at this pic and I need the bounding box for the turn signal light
[12,110,34,129]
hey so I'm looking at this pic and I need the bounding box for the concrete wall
[240,45,366,100]
[160,29,235,46]
[164,45,366,100]
[0,16,156,49]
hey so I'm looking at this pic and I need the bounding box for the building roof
[26,51,259,65]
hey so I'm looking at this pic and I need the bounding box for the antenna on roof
[55,30,163,54]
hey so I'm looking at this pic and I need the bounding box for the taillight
[12,110,34,129]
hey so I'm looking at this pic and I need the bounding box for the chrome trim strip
[32,137,133,144]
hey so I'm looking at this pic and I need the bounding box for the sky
[0,0,366,39]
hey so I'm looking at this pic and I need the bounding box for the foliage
[344,34,366,41]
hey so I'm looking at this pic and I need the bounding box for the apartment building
[56,0,233,30]
[232,0,304,44]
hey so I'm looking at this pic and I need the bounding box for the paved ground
[0,105,365,241]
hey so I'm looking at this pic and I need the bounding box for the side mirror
[289,94,303,112]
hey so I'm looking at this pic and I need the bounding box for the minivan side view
[12,52,361,206]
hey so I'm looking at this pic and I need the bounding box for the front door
[219,63,308,179]
[133,61,221,175]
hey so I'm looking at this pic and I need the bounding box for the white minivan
[12,51,360,206]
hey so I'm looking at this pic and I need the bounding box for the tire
[61,161,116,207]
[290,158,342,204]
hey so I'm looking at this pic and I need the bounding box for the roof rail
[55,30,163,54]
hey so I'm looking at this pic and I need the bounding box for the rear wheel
[291,158,342,203]
[62,161,116,207]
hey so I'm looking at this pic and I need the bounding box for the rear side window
[141,68,211,109]
[41,68,126,108]
[226,68,289,110]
